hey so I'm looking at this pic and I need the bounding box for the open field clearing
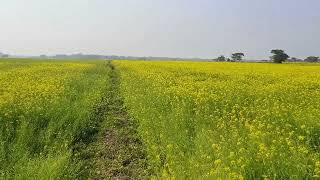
[2,1,319,179]
[0,59,111,179]
[1,59,320,179]
[115,61,320,179]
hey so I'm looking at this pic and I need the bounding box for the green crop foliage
[114,61,320,179]
[0,59,110,179]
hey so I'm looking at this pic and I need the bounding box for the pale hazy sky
[0,0,319,59]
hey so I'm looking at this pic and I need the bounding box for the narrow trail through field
[82,61,150,179]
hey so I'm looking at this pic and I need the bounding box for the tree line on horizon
[1,50,319,63]
[214,50,320,63]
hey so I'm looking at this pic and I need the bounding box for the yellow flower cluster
[114,61,320,179]
[0,59,110,178]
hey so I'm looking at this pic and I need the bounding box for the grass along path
[0,60,111,179]
[79,61,151,179]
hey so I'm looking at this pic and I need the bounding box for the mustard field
[1,59,320,179]
[0,59,110,179]
[115,61,320,179]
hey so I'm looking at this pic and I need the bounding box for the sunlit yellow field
[115,61,320,179]
[1,59,320,179]
[0,59,110,179]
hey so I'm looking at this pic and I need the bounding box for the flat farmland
[0,60,111,179]
[1,59,320,179]
[115,61,320,179]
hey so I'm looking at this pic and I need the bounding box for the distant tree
[287,57,303,62]
[1,54,9,58]
[216,55,226,62]
[231,53,245,61]
[304,56,319,63]
[290,57,298,62]
[40,55,47,59]
[271,49,289,63]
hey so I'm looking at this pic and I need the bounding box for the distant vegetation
[214,53,245,62]
[305,56,320,63]
[212,49,319,63]
[0,52,9,58]
[216,55,227,62]
[271,49,289,63]
[231,53,245,61]
[1,50,319,63]
[31,53,211,61]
